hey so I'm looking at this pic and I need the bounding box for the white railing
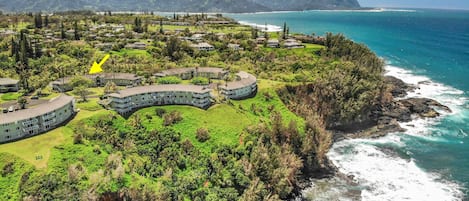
[22,119,38,126]
[23,125,39,132]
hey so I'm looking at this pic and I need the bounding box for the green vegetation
[191,76,209,85]
[0,12,385,200]
[1,92,22,101]
[157,76,182,84]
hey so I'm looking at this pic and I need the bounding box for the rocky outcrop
[348,77,452,139]
[384,76,416,98]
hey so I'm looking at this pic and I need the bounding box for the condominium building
[155,67,228,80]
[0,78,20,92]
[52,73,142,92]
[219,71,257,100]
[0,95,76,143]
[105,85,211,115]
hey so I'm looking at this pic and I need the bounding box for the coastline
[228,15,464,199]
[297,64,466,200]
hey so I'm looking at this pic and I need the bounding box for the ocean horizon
[228,8,469,200]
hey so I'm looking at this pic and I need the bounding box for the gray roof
[0,95,74,124]
[52,73,141,85]
[0,78,19,85]
[101,73,142,80]
[108,84,211,98]
[197,67,227,74]
[267,39,279,43]
[157,67,227,77]
[159,68,193,76]
[220,71,257,90]
[191,43,214,48]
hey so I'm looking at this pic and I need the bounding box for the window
[4,129,9,133]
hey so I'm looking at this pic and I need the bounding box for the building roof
[197,67,227,74]
[0,78,19,85]
[108,84,211,98]
[159,68,193,76]
[267,39,279,43]
[157,67,226,77]
[191,43,214,49]
[220,71,257,90]
[101,73,142,80]
[0,95,74,125]
[52,73,141,85]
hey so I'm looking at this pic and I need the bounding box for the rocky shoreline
[334,75,451,141]
[295,75,453,200]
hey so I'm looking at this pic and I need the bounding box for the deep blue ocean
[228,9,469,201]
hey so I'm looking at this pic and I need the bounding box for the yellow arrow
[89,54,110,74]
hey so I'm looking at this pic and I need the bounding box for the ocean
[227,8,469,201]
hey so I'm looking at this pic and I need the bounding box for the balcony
[43,118,57,126]
[23,125,39,132]
[22,119,39,126]
[42,112,56,120]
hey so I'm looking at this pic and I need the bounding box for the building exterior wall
[109,90,211,115]
[221,83,257,100]
[52,75,141,92]
[52,83,73,92]
[0,83,19,92]
[0,98,75,143]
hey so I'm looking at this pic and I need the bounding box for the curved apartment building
[106,85,211,115]
[0,95,76,143]
[105,68,257,115]
[219,71,258,100]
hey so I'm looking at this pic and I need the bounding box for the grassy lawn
[132,85,305,153]
[76,98,104,111]
[0,153,34,200]
[0,126,71,169]
[135,103,255,153]
[0,92,22,102]
[0,103,106,169]
[304,43,325,50]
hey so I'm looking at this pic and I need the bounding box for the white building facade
[0,95,76,143]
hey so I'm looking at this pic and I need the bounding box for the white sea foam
[327,140,464,201]
[306,65,468,200]
[385,65,467,114]
[308,8,417,13]
[237,21,282,32]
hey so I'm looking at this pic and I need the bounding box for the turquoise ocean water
[228,9,469,200]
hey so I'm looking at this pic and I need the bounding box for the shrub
[145,114,153,120]
[157,76,182,84]
[93,145,101,154]
[155,108,167,117]
[163,111,183,126]
[191,77,209,85]
[196,128,210,142]
[263,92,273,101]
[73,132,84,144]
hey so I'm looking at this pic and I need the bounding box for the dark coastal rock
[398,98,451,118]
[336,77,451,140]
[384,76,416,98]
